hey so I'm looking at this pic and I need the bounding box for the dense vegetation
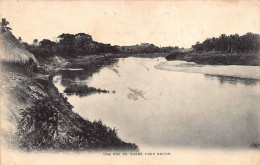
[17,98,59,150]
[23,33,119,60]
[192,33,260,53]
[118,43,182,54]
[1,18,181,60]
[166,52,259,65]
[166,33,260,65]
[64,84,110,96]
[23,35,182,60]
[16,97,137,151]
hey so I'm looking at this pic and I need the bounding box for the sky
[0,0,259,48]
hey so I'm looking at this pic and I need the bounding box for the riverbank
[1,53,138,151]
[155,60,260,80]
[165,52,260,66]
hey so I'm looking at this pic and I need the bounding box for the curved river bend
[53,57,260,149]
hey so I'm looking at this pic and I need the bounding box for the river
[53,57,260,149]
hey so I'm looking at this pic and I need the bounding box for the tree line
[23,33,182,60]
[3,18,259,61]
[192,33,260,53]
[1,18,182,60]
[22,33,119,60]
[118,43,182,54]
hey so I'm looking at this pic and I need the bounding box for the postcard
[0,0,259,164]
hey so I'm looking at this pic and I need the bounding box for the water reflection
[58,58,119,87]
[65,91,109,98]
[60,70,91,87]
[53,57,260,149]
[204,74,260,86]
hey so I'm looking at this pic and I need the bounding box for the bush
[16,98,59,150]
[16,97,137,151]
[64,84,109,96]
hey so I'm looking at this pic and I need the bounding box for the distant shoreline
[165,52,260,66]
[155,60,260,80]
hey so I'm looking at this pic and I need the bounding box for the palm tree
[1,18,12,32]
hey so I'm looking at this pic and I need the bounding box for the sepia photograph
[0,0,260,164]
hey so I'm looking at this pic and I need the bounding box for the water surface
[53,57,260,149]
